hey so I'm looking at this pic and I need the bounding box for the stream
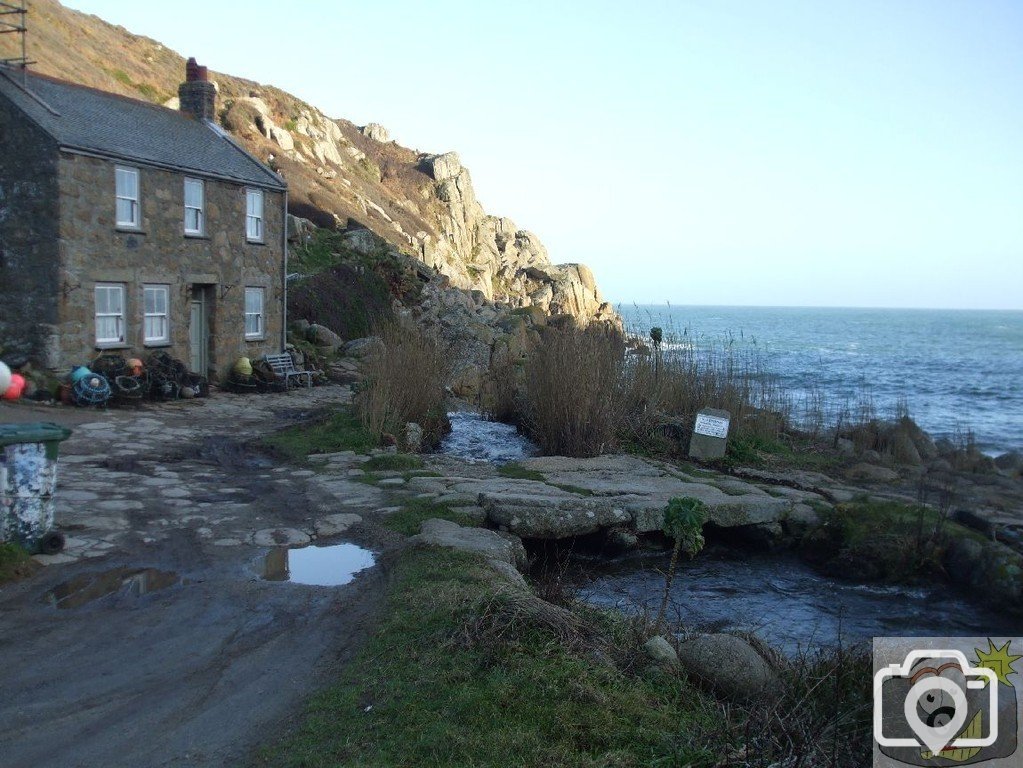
[439,412,1020,654]
[572,546,1020,655]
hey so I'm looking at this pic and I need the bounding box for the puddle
[47,568,183,609]
[259,543,375,586]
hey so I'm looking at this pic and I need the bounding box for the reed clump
[354,320,451,449]
[498,323,791,459]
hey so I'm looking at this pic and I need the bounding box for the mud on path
[0,386,399,768]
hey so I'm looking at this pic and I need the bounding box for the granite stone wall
[0,93,61,367]
[56,152,285,380]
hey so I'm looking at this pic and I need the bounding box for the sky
[62,0,1023,309]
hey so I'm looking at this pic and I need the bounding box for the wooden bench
[263,352,314,388]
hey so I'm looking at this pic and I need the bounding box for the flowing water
[439,415,1019,653]
[575,547,1021,655]
[439,411,538,464]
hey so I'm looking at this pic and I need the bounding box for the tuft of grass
[264,408,378,459]
[497,462,546,482]
[362,453,423,472]
[382,498,479,536]
[0,542,36,584]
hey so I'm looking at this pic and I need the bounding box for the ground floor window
[244,287,264,339]
[143,284,170,344]
[95,283,125,345]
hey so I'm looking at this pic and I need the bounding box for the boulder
[408,518,524,568]
[676,633,779,701]
[307,323,343,351]
[343,336,384,358]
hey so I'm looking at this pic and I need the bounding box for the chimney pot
[179,56,216,120]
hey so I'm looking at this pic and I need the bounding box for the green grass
[254,547,727,767]
[0,542,35,584]
[498,462,546,482]
[801,499,986,582]
[264,408,378,459]
[382,498,480,536]
[362,454,423,472]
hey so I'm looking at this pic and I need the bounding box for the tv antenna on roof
[0,1,33,86]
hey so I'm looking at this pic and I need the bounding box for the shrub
[354,320,451,449]
[287,262,393,340]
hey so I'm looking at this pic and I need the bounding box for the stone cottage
[0,59,287,381]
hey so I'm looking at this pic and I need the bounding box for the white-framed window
[184,178,204,235]
[143,284,170,344]
[246,188,264,242]
[244,287,264,339]
[95,283,126,345]
[115,166,140,228]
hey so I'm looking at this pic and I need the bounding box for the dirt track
[0,386,393,768]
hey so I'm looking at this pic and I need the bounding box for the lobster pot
[0,423,72,551]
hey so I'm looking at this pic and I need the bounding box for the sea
[617,305,1023,456]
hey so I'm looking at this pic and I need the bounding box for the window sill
[143,341,172,348]
[245,336,267,343]
[184,232,208,240]
[95,342,130,350]
[115,227,145,235]
[246,239,266,246]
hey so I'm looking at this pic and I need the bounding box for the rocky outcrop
[5,0,619,331]
[417,152,618,327]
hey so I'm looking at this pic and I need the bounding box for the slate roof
[0,67,285,191]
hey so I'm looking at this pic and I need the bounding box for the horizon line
[610,302,1023,313]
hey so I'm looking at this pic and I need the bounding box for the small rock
[643,636,679,667]
[404,422,423,453]
[343,336,384,358]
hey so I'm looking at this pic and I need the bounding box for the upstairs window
[115,166,140,228]
[244,287,264,339]
[184,178,204,235]
[95,283,125,345]
[143,284,170,344]
[246,188,264,242]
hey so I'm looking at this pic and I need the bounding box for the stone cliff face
[0,0,619,328]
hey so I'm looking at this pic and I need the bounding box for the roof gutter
[57,145,287,191]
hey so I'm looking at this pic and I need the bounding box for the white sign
[694,413,729,439]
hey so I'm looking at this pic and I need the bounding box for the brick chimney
[178,57,217,121]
